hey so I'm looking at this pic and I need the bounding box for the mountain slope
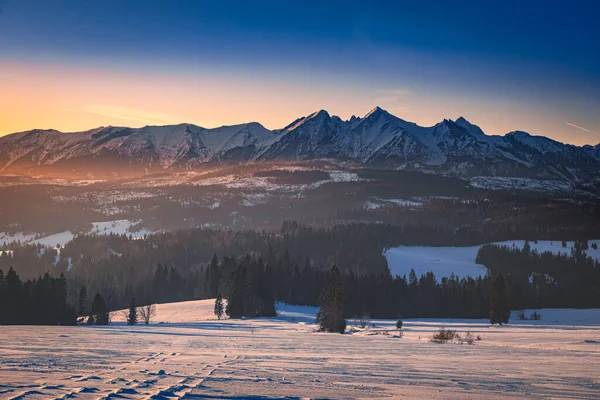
[0,108,598,182]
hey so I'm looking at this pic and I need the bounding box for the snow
[0,232,36,245]
[470,176,584,194]
[364,198,423,210]
[1,110,597,185]
[112,299,225,324]
[29,220,153,248]
[385,240,600,279]
[364,201,383,210]
[2,300,600,399]
[385,246,488,279]
[496,239,600,262]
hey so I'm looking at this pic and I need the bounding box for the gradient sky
[1,0,599,145]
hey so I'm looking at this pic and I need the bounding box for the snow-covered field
[385,240,600,279]
[1,300,600,399]
[1,220,153,248]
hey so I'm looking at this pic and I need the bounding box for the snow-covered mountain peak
[281,110,332,132]
[307,109,330,120]
[454,117,485,136]
[364,106,389,119]
[1,107,598,182]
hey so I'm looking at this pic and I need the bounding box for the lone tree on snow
[214,294,224,320]
[490,273,510,325]
[127,297,138,325]
[316,265,346,334]
[138,304,157,324]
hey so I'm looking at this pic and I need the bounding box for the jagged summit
[0,107,598,181]
[364,106,387,118]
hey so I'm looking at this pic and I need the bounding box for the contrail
[565,122,600,138]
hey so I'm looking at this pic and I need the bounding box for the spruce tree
[127,297,138,325]
[316,265,346,334]
[214,293,224,320]
[490,273,510,325]
[78,286,88,317]
[91,292,109,325]
[208,254,220,298]
[226,266,246,318]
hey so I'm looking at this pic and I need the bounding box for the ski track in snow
[1,300,600,399]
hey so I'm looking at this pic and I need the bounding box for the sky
[0,0,599,145]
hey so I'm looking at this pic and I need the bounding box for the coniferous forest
[1,223,599,325]
[0,267,76,325]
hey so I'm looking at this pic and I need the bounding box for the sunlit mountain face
[1,107,598,182]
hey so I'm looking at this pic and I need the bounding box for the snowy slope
[1,107,599,182]
[385,240,600,279]
[23,219,152,248]
[4,297,600,398]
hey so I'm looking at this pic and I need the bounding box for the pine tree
[127,297,138,325]
[316,265,346,334]
[225,266,246,318]
[214,293,224,320]
[78,286,88,317]
[490,274,510,325]
[208,254,220,298]
[91,292,109,325]
[5,267,21,324]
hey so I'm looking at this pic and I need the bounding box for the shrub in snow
[138,304,157,324]
[530,311,541,320]
[462,331,475,345]
[353,314,371,329]
[430,328,458,343]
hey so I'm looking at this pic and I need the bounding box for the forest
[1,222,598,324]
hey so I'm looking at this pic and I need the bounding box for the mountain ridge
[1,107,599,181]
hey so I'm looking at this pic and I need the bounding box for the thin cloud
[565,122,600,138]
[371,88,412,106]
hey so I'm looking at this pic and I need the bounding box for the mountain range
[1,107,599,181]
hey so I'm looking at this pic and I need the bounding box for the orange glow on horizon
[0,62,597,146]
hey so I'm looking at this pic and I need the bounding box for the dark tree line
[0,267,76,325]
[224,256,276,319]
[2,220,599,323]
[476,240,600,309]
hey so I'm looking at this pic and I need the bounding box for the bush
[430,328,458,343]
[353,314,371,329]
[462,331,475,345]
[396,318,403,329]
[518,310,542,321]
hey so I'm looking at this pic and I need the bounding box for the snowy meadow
[1,300,599,399]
